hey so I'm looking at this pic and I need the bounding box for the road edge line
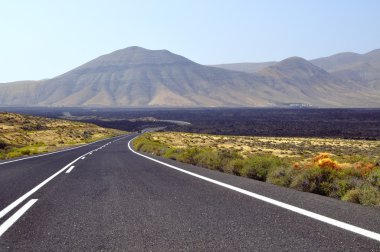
[0,135,126,166]
[128,137,380,242]
[0,155,85,219]
[0,134,130,220]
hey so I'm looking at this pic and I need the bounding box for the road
[0,134,379,251]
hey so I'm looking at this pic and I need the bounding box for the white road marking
[0,199,38,237]
[0,154,86,219]
[0,134,130,220]
[0,136,123,166]
[65,166,75,174]
[81,157,86,160]
[0,134,131,237]
[128,137,380,242]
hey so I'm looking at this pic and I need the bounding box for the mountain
[311,49,380,73]
[210,62,276,74]
[0,46,379,108]
[254,57,377,107]
[311,49,380,91]
[0,47,287,107]
[211,49,380,107]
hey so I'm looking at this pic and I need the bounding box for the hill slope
[0,47,285,107]
[0,46,379,107]
[0,112,124,159]
[212,49,380,107]
[210,62,276,74]
[254,57,380,107]
[311,49,380,92]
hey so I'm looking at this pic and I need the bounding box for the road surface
[0,134,379,251]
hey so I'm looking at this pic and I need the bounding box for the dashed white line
[0,199,38,237]
[0,135,123,166]
[0,154,86,219]
[128,137,380,242]
[0,134,130,237]
[65,166,75,174]
[0,135,130,220]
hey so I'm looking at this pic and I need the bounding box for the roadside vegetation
[0,112,125,160]
[133,132,380,206]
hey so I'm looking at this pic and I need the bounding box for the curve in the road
[0,135,125,166]
[128,136,380,242]
[0,135,129,237]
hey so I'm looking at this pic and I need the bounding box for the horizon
[1,0,379,82]
[1,45,379,83]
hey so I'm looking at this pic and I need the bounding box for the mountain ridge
[0,47,379,108]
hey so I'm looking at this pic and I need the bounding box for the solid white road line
[0,154,85,219]
[128,138,380,242]
[0,135,123,166]
[65,166,75,174]
[0,199,38,237]
[0,134,131,220]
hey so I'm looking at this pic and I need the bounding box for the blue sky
[1,0,379,82]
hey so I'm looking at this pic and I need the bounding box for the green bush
[290,167,335,195]
[327,178,353,198]
[174,148,200,165]
[217,150,242,166]
[357,184,380,206]
[240,155,283,181]
[21,149,31,155]
[132,134,380,207]
[6,149,22,159]
[162,148,181,160]
[225,159,245,176]
[342,189,360,203]
[339,166,362,178]
[368,168,380,187]
[133,134,170,155]
[193,148,222,170]
[267,166,295,187]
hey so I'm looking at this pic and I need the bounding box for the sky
[0,0,379,82]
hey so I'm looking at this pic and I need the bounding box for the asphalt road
[0,134,379,251]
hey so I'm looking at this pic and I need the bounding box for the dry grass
[0,112,125,159]
[134,132,380,206]
[150,132,380,161]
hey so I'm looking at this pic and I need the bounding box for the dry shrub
[313,153,330,162]
[317,158,340,170]
[311,153,341,170]
[134,134,380,206]
[293,153,336,171]
[293,162,301,169]
[355,162,376,176]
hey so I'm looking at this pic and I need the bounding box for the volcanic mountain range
[0,46,379,107]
